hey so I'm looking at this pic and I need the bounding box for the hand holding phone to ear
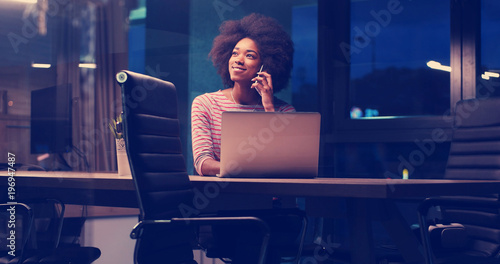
[251,65,275,111]
[253,65,264,96]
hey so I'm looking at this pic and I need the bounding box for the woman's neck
[231,82,261,105]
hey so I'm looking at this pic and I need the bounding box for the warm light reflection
[358,116,399,119]
[79,63,97,69]
[32,63,97,69]
[481,71,500,80]
[426,60,451,72]
[5,0,37,3]
[402,168,409,180]
[486,72,500,78]
[31,63,51,69]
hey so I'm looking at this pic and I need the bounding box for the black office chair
[418,98,500,264]
[24,199,101,264]
[116,70,281,264]
[0,199,101,264]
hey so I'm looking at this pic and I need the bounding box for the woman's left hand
[251,72,275,112]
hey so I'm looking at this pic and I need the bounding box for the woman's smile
[231,66,247,72]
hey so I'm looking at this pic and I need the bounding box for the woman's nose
[234,55,244,64]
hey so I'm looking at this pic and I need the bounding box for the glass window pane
[349,0,450,119]
[0,1,129,171]
[479,0,500,97]
[291,4,318,112]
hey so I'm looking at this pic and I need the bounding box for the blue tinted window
[349,0,450,118]
[479,0,500,97]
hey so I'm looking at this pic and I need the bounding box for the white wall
[83,216,137,264]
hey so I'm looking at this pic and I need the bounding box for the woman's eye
[232,51,238,56]
[247,54,256,59]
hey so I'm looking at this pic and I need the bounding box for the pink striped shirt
[191,90,295,175]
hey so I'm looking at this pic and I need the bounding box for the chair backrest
[445,98,500,180]
[117,70,194,221]
[26,199,65,251]
[117,71,197,263]
[441,98,500,257]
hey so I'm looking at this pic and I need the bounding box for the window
[324,0,455,178]
[0,0,129,171]
[479,0,500,97]
[349,0,450,119]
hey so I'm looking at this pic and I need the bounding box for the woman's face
[228,38,262,85]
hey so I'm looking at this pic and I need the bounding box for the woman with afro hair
[191,13,295,176]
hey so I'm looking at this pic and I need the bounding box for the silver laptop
[219,112,321,178]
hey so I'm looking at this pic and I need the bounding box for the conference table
[3,171,500,264]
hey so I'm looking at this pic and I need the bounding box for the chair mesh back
[118,70,194,221]
[446,98,500,180]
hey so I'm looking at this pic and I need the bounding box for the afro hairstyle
[208,13,294,93]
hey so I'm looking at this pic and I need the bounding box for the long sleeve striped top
[191,90,295,175]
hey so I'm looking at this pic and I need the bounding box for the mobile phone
[254,65,264,96]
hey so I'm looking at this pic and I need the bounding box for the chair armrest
[417,197,500,264]
[130,219,173,239]
[418,196,500,217]
[130,216,270,239]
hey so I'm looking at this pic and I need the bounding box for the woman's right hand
[252,71,275,112]
[200,158,220,176]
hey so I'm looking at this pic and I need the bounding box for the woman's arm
[191,96,218,176]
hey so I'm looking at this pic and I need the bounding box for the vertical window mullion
[461,0,480,100]
[450,0,463,112]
